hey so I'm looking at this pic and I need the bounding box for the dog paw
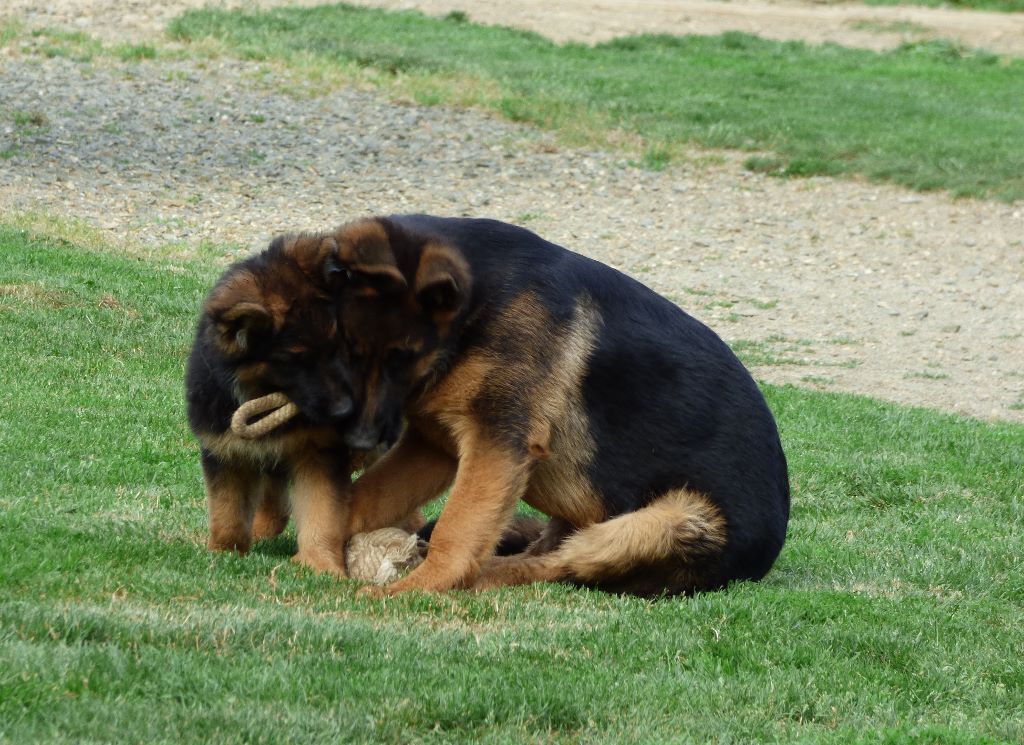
[356,583,390,599]
[207,533,252,555]
[290,551,347,578]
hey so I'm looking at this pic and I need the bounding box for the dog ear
[414,243,470,319]
[212,301,273,356]
[279,233,344,289]
[333,219,408,297]
[205,269,276,356]
[347,261,407,296]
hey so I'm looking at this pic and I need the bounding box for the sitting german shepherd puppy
[185,232,370,576]
[333,215,790,597]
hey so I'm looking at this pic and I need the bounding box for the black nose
[329,396,354,421]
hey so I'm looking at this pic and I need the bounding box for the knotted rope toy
[345,528,426,584]
[230,394,424,585]
[230,392,300,438]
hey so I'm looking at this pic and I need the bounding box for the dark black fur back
[384,216,790,587]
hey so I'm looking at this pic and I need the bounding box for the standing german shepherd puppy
[333,215,790,597]
[185,233,360,576]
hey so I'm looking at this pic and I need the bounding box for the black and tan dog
[185,232,372,576]
[331,215,790,597]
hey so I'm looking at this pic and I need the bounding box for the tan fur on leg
[251,474,290,542]
[396,509,427,535]
[349,427,457,535]
[205,467,257,553]
[475,553,565,589]
[289,454,351,577]
[367,434,532,595]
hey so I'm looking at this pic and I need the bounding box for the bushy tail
[474,489,728,597]
[555,488,726,591]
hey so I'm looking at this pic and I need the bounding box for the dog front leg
[348,426,457,535]
[202,449,258,553]
[289,451,350,577]
[366,434,531,596]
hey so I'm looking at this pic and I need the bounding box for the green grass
[847,20,932,35]
[4,27,171,65]
[113,42,158,62]
[11,110,47,128]
[0,19,22,47]
[2,224,1023,742]
[24,27,105,62]
[167,4,1024,200]
[732,336,815,368]
[865,0,1024,11]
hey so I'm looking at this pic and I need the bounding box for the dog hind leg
[251,472,290,541]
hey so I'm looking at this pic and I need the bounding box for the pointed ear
[334,219,408,297]
[276,233,344,290]
[212,301,273,356]
[347,261,407,296]
[414,242,470,320]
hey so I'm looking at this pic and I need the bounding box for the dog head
[328,218,471,449]
[202,232,358,427]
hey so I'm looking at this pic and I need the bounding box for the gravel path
[1,4,1022,423]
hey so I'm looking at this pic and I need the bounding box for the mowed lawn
[0,226,1022,743]
[168,3,1024,200]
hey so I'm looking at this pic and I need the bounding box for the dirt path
[353,0,1024,55]
[6,0,1024,54]
[1,2,1022,423]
